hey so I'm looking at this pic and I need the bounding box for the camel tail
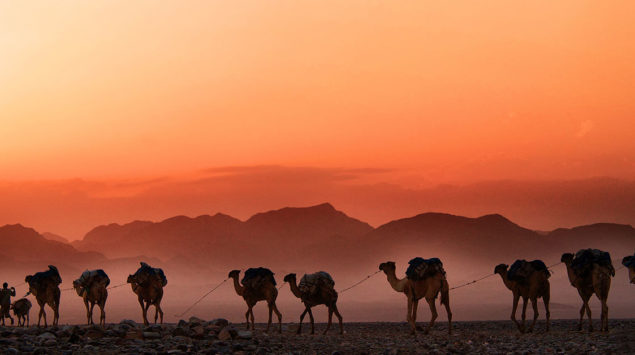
[440,278,450,306]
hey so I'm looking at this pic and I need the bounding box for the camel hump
[572,249,614,277]
[299,271,335,294]
[77,269,110,288]
[29,265,62,288]
[508,259,550,281]
[242,267,276,287]
[133,263,167,286]
[406,257,445,281]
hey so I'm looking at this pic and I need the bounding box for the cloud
[576,120,594,138]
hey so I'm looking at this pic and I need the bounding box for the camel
[622,253,635,284]
[25,265,62,327]
[494,261,551,333]
[11,298,32,327]
[283,272,343,335]
[127,262,167,326]
[562,249,614,332]
[379,260,452,335]
[228,268,282,333]
[73,269,110,326]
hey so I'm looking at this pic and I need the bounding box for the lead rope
[174,278,228,318]
[338,270,382,294]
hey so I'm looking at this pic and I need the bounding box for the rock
[5,348,18,355]
[37,332,56,340]
[125,330,144,340]
[172,327,191,337]
[218,327,236,341]
[85,328,105,339]
[177,319,188,328]
[43,339,57,347]
[237,330,253,339]
[143,331,162,340]
[192,325,206,338]
[209,318,230,328]
[120,319,138,327]
[189,316,205,325]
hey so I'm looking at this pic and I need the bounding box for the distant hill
[69,203,634,276]
[0,224,108,278]
[42,232,69,244]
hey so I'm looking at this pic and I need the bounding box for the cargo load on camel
[571,249,615,278]
[298,271,335,296]
[241,267,276,288]
[406,257,445,281]
[507,260,551,282]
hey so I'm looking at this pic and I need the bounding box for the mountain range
[2,202,632,280]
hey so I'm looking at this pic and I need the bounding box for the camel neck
[497,272,515,291]
[384,270,407,293]
[564,263,577,286]
[231,276,244,296]
[287,279,303,298]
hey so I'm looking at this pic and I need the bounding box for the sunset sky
[1,1,634,238]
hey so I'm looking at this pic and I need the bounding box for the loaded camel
[494,260,551,333]
[622,252,635,284]
[127,262,167,326]
[73,269,110,326]
[283,272,343,335]
[25,265,62,327]
[379,259,452,335]
[561,249,614,332]
[228,268,282,333]
[11,298,32,327]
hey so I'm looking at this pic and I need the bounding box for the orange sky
[1,1,634,183]
[1,2,635,239]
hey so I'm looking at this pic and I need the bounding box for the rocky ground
[0,318,633,354]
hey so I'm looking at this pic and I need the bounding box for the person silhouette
[0,282,16,325]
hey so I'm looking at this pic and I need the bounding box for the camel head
[283,273,296,283]
[24,275,32,284]
[378,261,396,274]
[561,253,574,265]
[494,264,509,275]
[72,279,84,297]
[623,256,633,267]
[127,274,137,284]
[228,270,240,279]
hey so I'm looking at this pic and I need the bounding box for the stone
[209,318,230,328]
[237,330,253,339]
[218,327,234,341]
[143,331,162,340]
[37,332,56,340]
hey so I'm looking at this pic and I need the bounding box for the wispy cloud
[576,120,594,138]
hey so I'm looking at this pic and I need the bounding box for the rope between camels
[174,278,228,318]
[277,282,286,291]
[338,270,382,294]
[107,282,128,290]
[449,273,496,291]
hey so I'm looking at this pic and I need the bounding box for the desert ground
[0,318,633,354]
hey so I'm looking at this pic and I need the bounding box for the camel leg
[266,303,273,333]
[39,305,47,328]
[155,303,164,324]
[249,307,255,331]
[138,296,149,326]
[324,307,333,335]
[89,302,96,325]
[543,287,551,332]
[298,308,308,334]
[406,297,415,335]
[510,293,521,332]
[425,297,438,335]
[584,296,593,332]
[601,298,609,332]
[520,296,528,333]
[244,309,251,330]
[333,304,344,335]
[272,302,282,333]
[307,307,315,335]
[99,303,106,327]
[83,299,90,325]
[26,312,30,327]
[528,297,538,333]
